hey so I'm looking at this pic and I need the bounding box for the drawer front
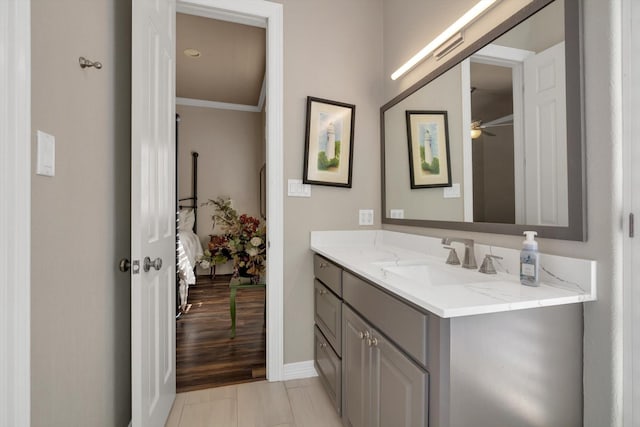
[314,326,342,414]
[314,280,342,356]
[314,254,342,296]
[343,271,429,368]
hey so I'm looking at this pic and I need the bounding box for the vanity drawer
[314,254,342,296]
[343,271,429,368]
[314,326,342,414]
[314,279,342,356]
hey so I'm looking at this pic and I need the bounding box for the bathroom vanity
[311,230,596,427]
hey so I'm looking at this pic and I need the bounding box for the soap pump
[520,231,540,286]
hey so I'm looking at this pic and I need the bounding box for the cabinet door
[370,333,428,427]
[343,306,371,427]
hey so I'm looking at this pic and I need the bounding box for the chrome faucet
[441,237,477,269]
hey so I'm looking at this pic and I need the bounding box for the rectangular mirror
[381,0,585,240]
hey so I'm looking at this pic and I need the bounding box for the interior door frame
[467,43,532,224]
[175,0,284,381]
[623,0,640,423]
[0,0,31,425]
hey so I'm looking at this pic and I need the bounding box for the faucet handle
[479,254,503,274]
[443,246,461,265]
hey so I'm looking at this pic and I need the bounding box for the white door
[131,0,177,425]
[523,41,568,226]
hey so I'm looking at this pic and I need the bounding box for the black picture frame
[303,96,355,188]
[405,110,452,189]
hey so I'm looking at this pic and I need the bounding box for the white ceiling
[176,13,266,107]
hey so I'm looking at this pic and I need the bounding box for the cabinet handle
[320,342,327,349]
[370,337,378,347]
[319,262,328,269]
[360,330,370,341]
[318,288,327,295]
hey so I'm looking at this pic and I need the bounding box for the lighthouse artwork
[303,97,356,187]
[317,115,341,171]
[406,110,452,189]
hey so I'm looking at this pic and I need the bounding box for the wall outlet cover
[359,209,374,226]
[443,183,461,198]
[390,209,405,219]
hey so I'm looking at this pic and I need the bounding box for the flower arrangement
[199,197,266,279]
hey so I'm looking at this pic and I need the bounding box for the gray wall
[382,0,622,426]
[30,0,131,426]
[272,0,384,364]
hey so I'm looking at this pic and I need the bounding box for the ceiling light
[391,0,498,80]
[183,48,201,58]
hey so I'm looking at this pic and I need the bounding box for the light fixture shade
[391,0,498,80]
[470,128,482,139]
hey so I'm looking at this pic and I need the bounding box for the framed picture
[405,110,452,189]
[303,96,355,187]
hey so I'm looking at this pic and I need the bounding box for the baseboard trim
[282,360,318,381]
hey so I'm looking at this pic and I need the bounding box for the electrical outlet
[443,183,461,198]
[390,209,405,219]
[359,209,374,226]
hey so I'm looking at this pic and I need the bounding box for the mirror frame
[381,0,586,241]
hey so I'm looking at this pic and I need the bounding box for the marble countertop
[310,230,597,318]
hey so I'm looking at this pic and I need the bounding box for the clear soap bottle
[520,231,540,286]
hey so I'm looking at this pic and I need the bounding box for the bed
[176,146,203,313]
[177,208,203,311]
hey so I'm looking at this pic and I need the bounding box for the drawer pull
[318,288,328,295]
[370,337,378,347]
[359,330,370,340]
[319,262,328,269]
[320,342,327,349]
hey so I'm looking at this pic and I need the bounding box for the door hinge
[132,260,140,274]
[630,213,635,238]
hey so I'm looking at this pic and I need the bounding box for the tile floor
[165,377,343,427]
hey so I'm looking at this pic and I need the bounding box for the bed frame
[176,112,199,317]
[178,151,199,233]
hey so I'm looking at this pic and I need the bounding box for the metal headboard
[178,151,199,233]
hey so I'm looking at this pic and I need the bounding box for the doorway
[173,0,284,388]
[174,12,268,390]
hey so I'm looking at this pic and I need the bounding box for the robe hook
[79,56,102,70]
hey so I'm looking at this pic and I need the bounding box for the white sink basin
[379,262,496,286]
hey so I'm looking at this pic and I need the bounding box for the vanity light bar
[390,0,498,80]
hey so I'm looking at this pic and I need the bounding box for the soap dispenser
[520,231,540,287]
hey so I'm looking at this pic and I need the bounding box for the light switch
[287,179,311,197]
[359,209,374,226]
[443,183,461,198]
[36,130,55,177]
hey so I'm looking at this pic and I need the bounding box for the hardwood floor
[176,274,266,392]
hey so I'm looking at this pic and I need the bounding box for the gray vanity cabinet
[313,255,343,414]
[314,252,584,427]
[343,305,428,427]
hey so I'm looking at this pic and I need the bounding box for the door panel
[343,306,371,427]
[523,42,568,226]
[373,334,428,427]
[131,0,176,425]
